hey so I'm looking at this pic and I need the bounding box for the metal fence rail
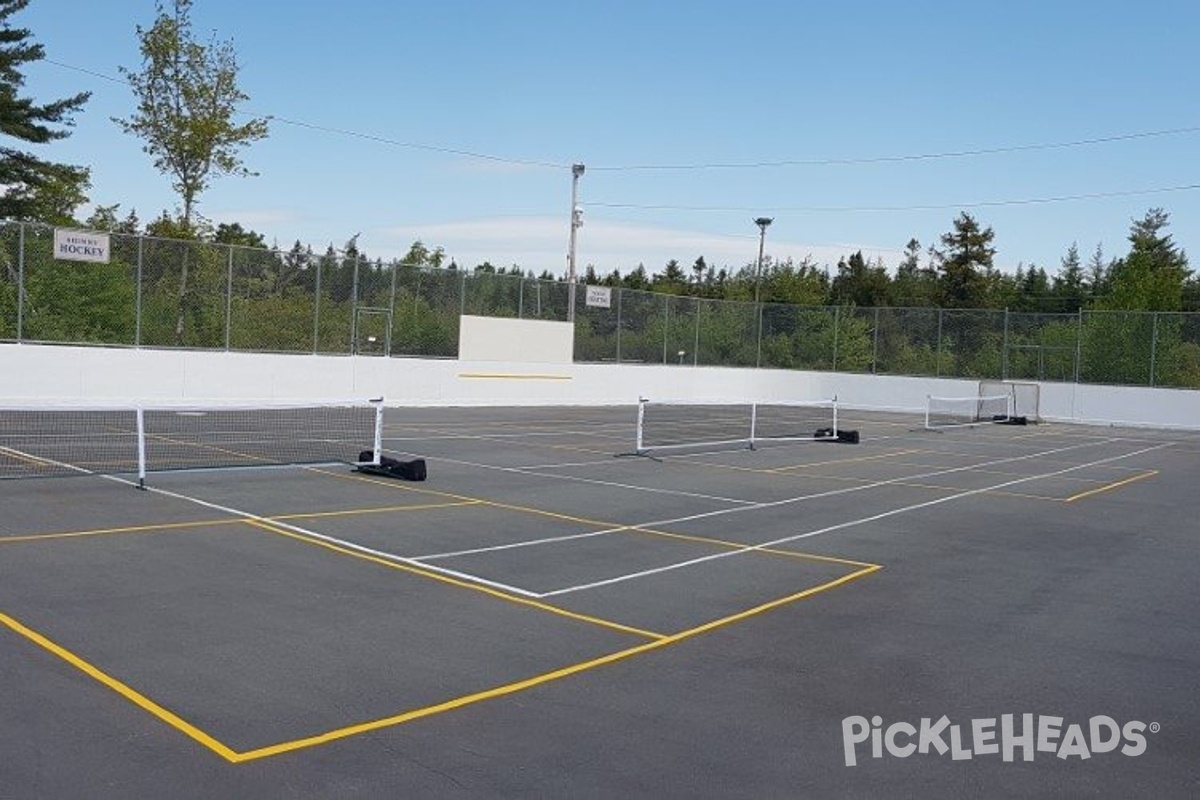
[3,220,1198,388]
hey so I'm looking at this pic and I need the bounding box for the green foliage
[831,251,889,307]
[1096,208,1190,312]
[936,212,996,308]
[4,205,1200,388]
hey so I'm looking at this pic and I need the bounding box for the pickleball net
[0,400,383,483]
[632,397,841,455]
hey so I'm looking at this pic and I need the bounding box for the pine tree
[0,0,91,221]
[936,212,996,308]
[1052,242,1087,312]
[1101,208,1191,311]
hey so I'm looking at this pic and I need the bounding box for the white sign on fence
[53,228,110,264]
[585,285,611,309]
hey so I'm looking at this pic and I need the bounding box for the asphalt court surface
[1,403,1198,797]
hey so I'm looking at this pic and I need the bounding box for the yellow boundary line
[0,609,240,762]
[269,499,482,521]
[0,518,244,544]
[0,534,880,764]
[233,561,881,762]
[1065,469,1158,503]
[0,464,887,763]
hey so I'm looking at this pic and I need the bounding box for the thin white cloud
[377,216,905,276]
[208,208,303,229]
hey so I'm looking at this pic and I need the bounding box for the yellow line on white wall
[457,372,573,380]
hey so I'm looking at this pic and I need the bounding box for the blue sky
[17,0,1200,277]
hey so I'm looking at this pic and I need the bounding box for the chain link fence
[3,220,1199,388]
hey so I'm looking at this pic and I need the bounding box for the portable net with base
[0,400,384,484]
[633,398,845,455]
[924,394,1015,430]
[979,379,1040,423]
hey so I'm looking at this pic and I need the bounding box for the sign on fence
[585,285,611,308]
[53,228,110,264]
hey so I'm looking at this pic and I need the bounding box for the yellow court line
[440,433,613,457]
[1065,470,1159,503]
[268,499,482,522]
[877,459,1129,484]
[1,526,881,764]
[141,431,278,465]
[231,562,882,762]
[0,609,240,763]
[769,448,926,473]
[0,445,64,469]
[311,467,645,531]
[243,519,664,642]
[0,518,244,545]
[299,466,878,570]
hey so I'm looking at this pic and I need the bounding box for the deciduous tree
[115,0,268,228]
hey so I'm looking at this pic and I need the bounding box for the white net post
[749,402,760,449]
[635,397,647,454]
[371,398,384,465]
[135,406,147,489]
[831,395,839,436]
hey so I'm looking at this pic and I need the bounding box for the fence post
[15,222,23,341]
[135,234,144,347]
[349,255,360,355]
[1074,310,1083,383]
[616,287,623,363]
[831,306,840,371]
[223,246,234,351]
[459,270,467,318]
[935,308,944,378]
[312,254,322,354]
[518,275,524,319]
[387,259,398,357]
[662,297,669,365]
[1150,311,1159,387]
[693,298,700,366]
[1002,307,1009,380]
[755,302,764,368]
[871,306,880,374]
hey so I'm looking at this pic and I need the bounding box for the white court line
[415,524,633,561]
[383,450,760,508]
[97,474,544,599]
[514,457,637,470]
[588,437,1126,533]
[537,442,1172,598]
[405,437,1130,566]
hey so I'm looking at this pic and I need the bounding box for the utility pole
[567,163,585,323]
[754,217,773,304]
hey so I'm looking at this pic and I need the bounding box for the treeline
[3,208,1199,389]
[574,209,1196,315]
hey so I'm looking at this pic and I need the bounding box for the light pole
[754,217,773,304]
[567,164,585,323]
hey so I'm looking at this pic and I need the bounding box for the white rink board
[457,315,574,364]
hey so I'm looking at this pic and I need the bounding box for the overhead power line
[587,127,1200,171]
[586,184,1200,214]
[44,58,1200,177]
[44,59,567,170]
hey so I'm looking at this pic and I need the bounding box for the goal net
[924,394,1014,430]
